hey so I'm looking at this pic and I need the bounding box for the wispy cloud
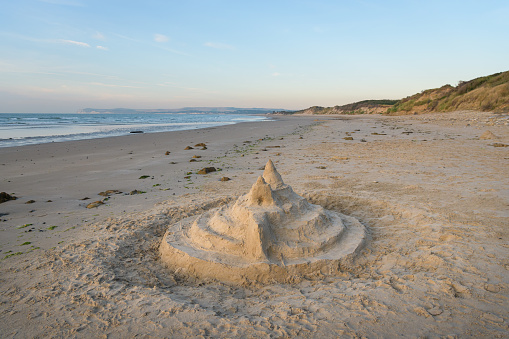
[111,32,190,56]
[89,82,141,89]
[96,45,108,51]
[93,32,105,40]
[157,82,218,94]
[59,39,90,47]
[154,34,169,43]
[272,72,281,77]
[111,32,140,43]
[38,0,84,6]
[204,42,234,50]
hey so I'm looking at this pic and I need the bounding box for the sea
[0,113,270,148]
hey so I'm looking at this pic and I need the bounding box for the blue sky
[1,0,508,113]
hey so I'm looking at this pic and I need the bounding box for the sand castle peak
[262,159,285,189]
[247,176,275,206]
[159,160,366,284]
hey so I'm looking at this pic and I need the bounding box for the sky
[1,0,508,113]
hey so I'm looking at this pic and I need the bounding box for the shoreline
[1,111,508,337]
[0,113,271,149]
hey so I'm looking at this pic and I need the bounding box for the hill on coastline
[297,70,509,115]
[387,70,509,115]
[77,107,283,114]
[295,100,398,115]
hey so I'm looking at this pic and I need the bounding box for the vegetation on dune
[386,71,509,114]
[297,70,509,115]
[296,100,398,115]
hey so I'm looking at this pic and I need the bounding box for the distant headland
[77,107,286,114]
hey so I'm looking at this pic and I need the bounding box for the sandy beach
[1,111,508,338]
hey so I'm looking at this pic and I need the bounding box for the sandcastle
[159,160,366,284]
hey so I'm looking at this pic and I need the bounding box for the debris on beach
[128,190,145,195]
[0,192,17,203]
[194,143,206,147]
[98,190,122,196]
[86,201,104,208]
[160,160,366,284]
[197,167,216,174]
[184,146,193,150]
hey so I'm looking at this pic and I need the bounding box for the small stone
[427,307,443,316]
[185,146,194,150]
[25,200,36,204]
[195,143,206,147]
[201,146,207,150]
[86,201,104,208]
[490,143,508,147]
[485,284,501,293]
[165,151,171,155]
[220,177,231,181]
[197,167,216,174]
[343,137,354,140]
[189,159,197,162]
[192,155,202,158]
[130,130,143,134]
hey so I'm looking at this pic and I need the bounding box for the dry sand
[0,111,508,338]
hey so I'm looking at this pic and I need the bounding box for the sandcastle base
[160,213,366,285]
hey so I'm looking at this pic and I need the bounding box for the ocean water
[0,113,269,148]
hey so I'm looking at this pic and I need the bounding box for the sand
[0,111,508,337]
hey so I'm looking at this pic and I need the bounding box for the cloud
[272,72,281,77]
[96,45,108,51]
[89,82,141,89]
[93,32,105,40]
[38,0,84,6]
[59,39,90,47]
[154,34,169,43]
[204,42,234,50]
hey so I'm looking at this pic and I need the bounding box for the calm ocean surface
[0,113,269,148]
